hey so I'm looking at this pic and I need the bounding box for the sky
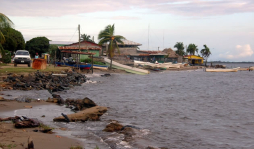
[1,0,254,62]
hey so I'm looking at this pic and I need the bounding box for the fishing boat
[205,68,238,72]
[55,62,91,69]
[134,60,149,66]
[103,57,150,75]
[92,64,108,70]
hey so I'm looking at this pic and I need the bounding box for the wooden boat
[146,62,181,69]
[134,60,149,66]
[92,64,108,70]
[55,62,91,69]
[205,68,238,72]
[104,57,150,75]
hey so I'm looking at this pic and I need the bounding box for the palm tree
[186,43,198,55]
[174,42,185,56]
[200,44,212,66]
[80,34,94,42]
[98,24,125,69]
[0,13,14,61]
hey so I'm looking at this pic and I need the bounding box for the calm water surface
[1,67,254,149]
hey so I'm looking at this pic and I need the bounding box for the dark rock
[15,118,41,128]
[121,127,136,142]
[101,73,111,77]
[65,97,97,111]
[103,122,124,132]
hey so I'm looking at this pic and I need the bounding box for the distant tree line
[173,42,212,66]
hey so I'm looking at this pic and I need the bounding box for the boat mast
[148,24,149,50]
[163,30,164,50]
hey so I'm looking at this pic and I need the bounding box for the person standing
[35,53,39,59]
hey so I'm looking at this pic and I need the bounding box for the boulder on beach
[0,116,41,128]
[103,121,124,132]
[53,106,107,122]
[66,97,97,111]
[0,96,6,101]
[15,118,41,128]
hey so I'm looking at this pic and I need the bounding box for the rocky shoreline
[0,68,206,149]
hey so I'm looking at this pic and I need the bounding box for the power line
[69,27,78,42]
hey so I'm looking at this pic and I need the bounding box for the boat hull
[104,57,150,75]
[55,62,91,69]
[205,68,238,72]
[93,64,108,70]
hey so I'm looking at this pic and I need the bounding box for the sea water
[1,65,254,149]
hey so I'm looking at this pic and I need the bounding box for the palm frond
[0,13,14,44]
[0,31,5,44]
[0,13,14,28]
[114,35,126,44]
[98,38,110,46]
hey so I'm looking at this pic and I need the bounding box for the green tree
[25,37,49,57]
[186,43,198,55]
[0,13,14,60]
[48,45,58,61]
[98,24,125,69]
[200,44,212,66]
[80,34,94,42]
[1,28,25,53]
[174,42,185,56]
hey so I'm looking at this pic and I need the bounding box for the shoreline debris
[1,71,88,92]
[53,106,107,122]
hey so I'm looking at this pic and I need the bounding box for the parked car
[13,50,31,67]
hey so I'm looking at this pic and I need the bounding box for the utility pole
[78,24,81,52]
[78,24,81,72]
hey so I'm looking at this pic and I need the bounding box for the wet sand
[0,100,83,149]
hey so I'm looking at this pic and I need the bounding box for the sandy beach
[0,100,83,149]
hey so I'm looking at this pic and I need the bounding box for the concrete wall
[80,50,100,60]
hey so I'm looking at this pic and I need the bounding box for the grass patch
[0,63,8,66]
[39,123,54,130]
[0,64,69,75]
[70,146,83,149]
[0,143,17,149]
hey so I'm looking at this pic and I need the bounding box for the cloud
[1,0,254,17]
[219,44,253,59]
[110,16,140,20]
[146,0,254,16]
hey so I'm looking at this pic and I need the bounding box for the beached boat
[104,57,150,75]
[134,60,149,66]
[55,62,91,69]
[205,68,238,72]
[92,64,108,70]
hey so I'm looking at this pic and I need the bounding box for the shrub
[2,50,11,63]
